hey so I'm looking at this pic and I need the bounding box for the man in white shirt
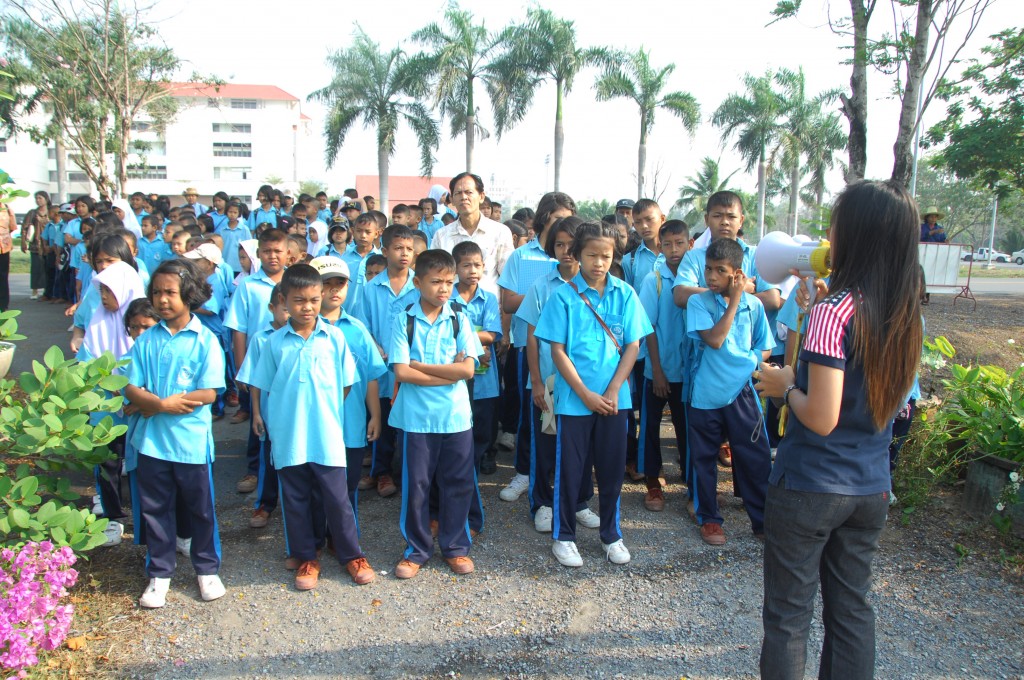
[430,172,513,295]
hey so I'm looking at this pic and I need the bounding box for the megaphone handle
[804,276,819,309]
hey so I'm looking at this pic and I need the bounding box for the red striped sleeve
[803,292,855,360]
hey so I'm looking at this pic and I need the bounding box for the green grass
[10,250,29,275]
[959,265,1024,279]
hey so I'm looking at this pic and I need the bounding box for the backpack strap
[566,281,622,354]
[402,301,474,400]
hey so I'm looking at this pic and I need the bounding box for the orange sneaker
[700,522,727,546]
[377,474,397,497]
[295,560,321,590]
[346,557,376,585]
[644,483,665,512]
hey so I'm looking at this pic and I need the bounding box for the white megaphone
[755,231,831,285]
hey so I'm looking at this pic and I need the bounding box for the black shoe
[480,451,497,475]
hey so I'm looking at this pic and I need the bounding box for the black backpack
[404,302,474,399]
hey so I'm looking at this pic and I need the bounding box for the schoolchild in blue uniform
[342,214,382,316]
[247,186,279,232]
[324,223,349,260]
[183,244,230,419]
[516,217,599,534]
[495,193,575,503]
[247,264,377,591]
[312,256,386,515]
[534,221,653,568]
[450,241,502,532]
[69,233,139,356]
[207,191,230,233]
[637,219,690,512]
[124,258,226,609]
[685,237,775,546]
[354,225,419,498]
[389,249,483,579]
[41,206,61,300]
[417,197,443,243]
[235,286,288,532]
[216,201,252,275]
[622,199,664,291]
[224,228,288,490]
[137,215,171,275]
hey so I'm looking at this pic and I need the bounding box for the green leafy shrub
[0,345,128,552]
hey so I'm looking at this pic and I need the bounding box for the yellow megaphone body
[754,231,831,285]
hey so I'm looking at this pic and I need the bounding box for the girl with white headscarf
[111,198,143,239]
[307,220,328,258]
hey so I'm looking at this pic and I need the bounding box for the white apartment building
[1,82,312,212]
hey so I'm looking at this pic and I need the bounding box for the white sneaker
[575,507,600,529]
[139,577,170,608]
[197,574,226,601]
[101,520,124,547]
[30,293,39,300]
[499,473,529,502]
[552,540,583,568]
[496,431,516,450]
[889,490,898,507]
[603,539,631,565]
[91,494,103,516]
[534,506,553,533]
[175,536,192,556]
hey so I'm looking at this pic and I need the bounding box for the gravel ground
[6,276,1024,679]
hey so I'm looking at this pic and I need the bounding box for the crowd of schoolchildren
[18,176,911,613]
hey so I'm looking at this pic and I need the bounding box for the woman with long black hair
[755,180,923,679]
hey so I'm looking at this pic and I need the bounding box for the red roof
[168,82,298,102]
[356,175,452,212]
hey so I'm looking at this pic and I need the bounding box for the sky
[148,0,1016,207]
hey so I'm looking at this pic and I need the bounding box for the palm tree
[675,157,739,226]
[594,49,700,200]
[802,109,846,211]
[775,68,841,235]
[508,8,612,191]
[309,31,439,213]
[712,71,786,241]
[413,7,535,171]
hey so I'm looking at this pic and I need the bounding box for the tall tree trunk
[115,113,130,199]
[843,0,873,183]
[789,164,800,235]
[465,75,475,171]
[756,145,767,241]
[891,0,935,188]
[553,80,564,192]
[55,137,67,204]
[378,144,390,216]
[637,113,647,200]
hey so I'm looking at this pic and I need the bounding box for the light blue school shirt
[672,239,778,295]
[419,217,443,243]
[639,261,688,385]
[623,242,662,291]
[247,319,357,468]
[224,268,277,342]
[324,244,347,260]
[77,262,93,291]
[126,315,225,465]
[70,242,86,270]
[197,271,226,339]
[215,262,235,298]
[247,206,279,231]
[317,208,332,224]
[137,236,171,275]
[135,260,150,288]
[207,209,228,232]
[341,242,382,315]
[51,221,66,248]
[330,312,387,448]
[216,221,251,272]
[357,269,418,399]
[497,239,555,347]
[515,267,573,389]
[42,222,59,247]
[534,272,653,416]
[73,286,101,330]
[686,291,775,410]
[387,301,483,434]
[235,324,276,428]
[777,276,832,334]
[63,217,83,243]
[453,285,502,399]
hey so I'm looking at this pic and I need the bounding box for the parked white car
[1012,249,1024,265]
[964,247,1011,263]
